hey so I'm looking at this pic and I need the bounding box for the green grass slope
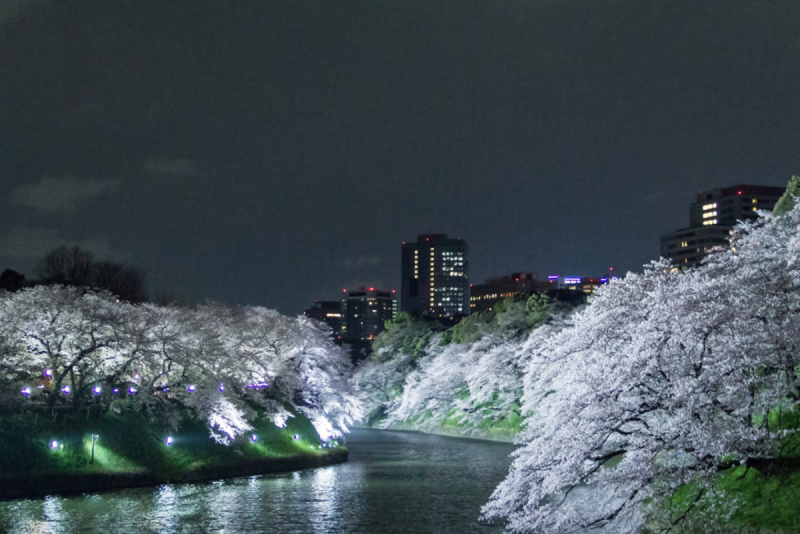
[0,407,346,498]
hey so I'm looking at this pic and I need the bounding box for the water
[0,428,516,533]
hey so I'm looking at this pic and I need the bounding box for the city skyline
[1,1,798,314]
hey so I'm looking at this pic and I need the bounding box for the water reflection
[150,485,178,532]
[0,429,515,533]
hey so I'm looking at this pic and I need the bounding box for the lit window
[680,241,688,248]
[752,207,757,212]
[702,211,717,219]
[752,199,757,204]
[702,219,717,226]
[702,203,717,210]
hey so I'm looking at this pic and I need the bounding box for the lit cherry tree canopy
[0,285,361,443]
[482,203,800,532]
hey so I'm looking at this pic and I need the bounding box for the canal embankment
[0,408,347,500]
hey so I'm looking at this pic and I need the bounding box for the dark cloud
[0,0,47,25]
[142,158,198,177]
[10,177,119,213]
[0,227,115,260]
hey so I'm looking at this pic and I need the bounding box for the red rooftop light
[343,289,347,292]
[369,287,375,291]
[738,191,742,195]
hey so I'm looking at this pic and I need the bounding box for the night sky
[1,0,799,313]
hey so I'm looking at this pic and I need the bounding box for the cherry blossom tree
[1,286,150,407]
[357,296,571,437]
[482,204,800,532]
[0,286,360,444]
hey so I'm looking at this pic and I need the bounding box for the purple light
[218,383,225,392]
[113,388,119,394]
[44,369,52,378]
[600,278,608,283]
[93,386,102,395]
[37,385,44,389]
[251,434,257,442]
[21,387,31,396]
[547,275,559,280]
[61,385,70,394]
[187,384,196,392]
[246,383,269,389]
[50,440,58,449]
[128,387,137,394]
[293,434,299,440]
[165,436,173,446]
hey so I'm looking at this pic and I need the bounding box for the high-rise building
[661,184,784,267]
[469,272,548,314]
[342,287,397,342]
[303,300,344,342]
[401,234,469,318]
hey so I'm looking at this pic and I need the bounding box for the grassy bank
[0,407,347,499]
[654,464,800,533]
[363,404,521,443]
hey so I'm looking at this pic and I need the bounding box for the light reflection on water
[0,429,515,533]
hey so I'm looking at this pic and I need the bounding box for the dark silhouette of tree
[0,269,25,292]
[91,260,148,303]
[35,246,147,302]
[35,246,94,286]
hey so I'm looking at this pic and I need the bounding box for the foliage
[773,175,800,217]
[0,269,25,292]
[372,312,443,361]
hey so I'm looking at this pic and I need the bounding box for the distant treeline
[1,245,146,303]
